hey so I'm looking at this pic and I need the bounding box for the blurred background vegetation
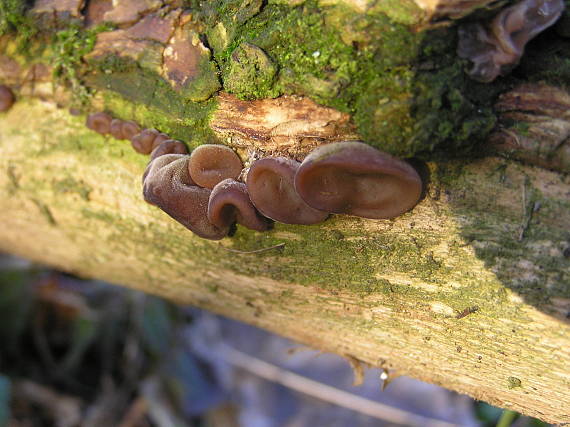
[0,253,552,427]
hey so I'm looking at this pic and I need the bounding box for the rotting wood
[211,92,357,160]
[0,101,569,423]
[1,0,569,422]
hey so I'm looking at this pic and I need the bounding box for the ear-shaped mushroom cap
[143,154,229,240]
[110,119,125,139]
[189,144,243,189]
[110,119,141,140]
[208,179,271,232]
[121,120,141,140]
[457,0,565,82]
[131,129,168,154]
[0,85,15,112]
[86,112,112,135]
[294,141,423,219]
[246,157,329,225]
[150,139,189,160]
[150,132,170,151]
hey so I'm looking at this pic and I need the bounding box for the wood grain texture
[0,100,568,423]
[211,92,357,160]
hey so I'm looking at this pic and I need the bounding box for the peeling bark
[211,93,357,159]
[488,83,570,172]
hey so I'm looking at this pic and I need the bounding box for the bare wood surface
[0,100,569,423]
[211,92,357,160]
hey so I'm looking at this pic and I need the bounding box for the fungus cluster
[295,142,423,219]
[142,145,271,239]
[247,157,329,225]
[457,0,565,82]
[0,85,15,112]
[85,112,424,241]
[85,112,188,159]
[143,141,422,240]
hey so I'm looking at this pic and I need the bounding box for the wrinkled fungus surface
[458,0,565,82]
[188,144,243,189]
[143,154,229,240]
[247,157,329,225]
[294,141,423,219]
[208,179,270,232]
[0,85,15,112]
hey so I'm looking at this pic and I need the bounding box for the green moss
[179,57,222,102]
[366,0,424,26]
[437,162,570,307]
[507,377,522,389]
[224,42,278,99]
[184,217,454,296]
[51,23,112,107]
[202,0,497,157]
[81,207,116,224]
[52,176,92,201]
[85,58,219,147]
[0,0,36,43]
[0,0,499,158]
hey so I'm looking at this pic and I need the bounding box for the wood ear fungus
[150,132,170,151]
[188,144,243,189]
[86,112,113,135]
[0,85,15,112]
[131,129,169,154]
[110,119,141,140]
[142,154,229,240]
[294,141,423,219]
[246,157,328,225]
[208,179,271,232]
[457,0,565,82]
[150,139,189,160]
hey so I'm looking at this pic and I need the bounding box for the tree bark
[1,0,569,423]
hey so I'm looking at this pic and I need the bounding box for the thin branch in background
[218,343,457,427]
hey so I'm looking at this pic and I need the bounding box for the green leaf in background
[0,374,11,427]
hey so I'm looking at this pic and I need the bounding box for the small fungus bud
[246,157,328,225]
[143,154,229,240]
[150,139,189,160]
[121,120,141,140]
[110,119,125,139]
[131,129,163,154]
[110,119,141,140]
[0,85,15,112]
[208,179,271,232]
[86,112,112,135]
[188,144,243,189]
[294,141,423,219]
